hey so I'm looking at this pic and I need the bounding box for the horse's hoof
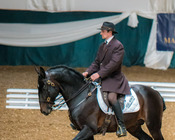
[70,123,77,130]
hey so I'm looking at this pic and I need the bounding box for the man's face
[100,30,112,40]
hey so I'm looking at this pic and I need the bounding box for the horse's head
[36,65,87,115]
[35,66,61,115]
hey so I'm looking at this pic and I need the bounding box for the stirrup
[116,125,127,137]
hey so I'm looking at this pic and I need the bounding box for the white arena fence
[6,89,68,110]
[6,81,175,109]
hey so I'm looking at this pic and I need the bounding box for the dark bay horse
[35,65,166,140]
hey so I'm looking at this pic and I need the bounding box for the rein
[52,79,99,110]
[69,84,98,111]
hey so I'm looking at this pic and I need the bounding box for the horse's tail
[162,97,166,111]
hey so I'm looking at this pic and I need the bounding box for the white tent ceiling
[0,0,174,13]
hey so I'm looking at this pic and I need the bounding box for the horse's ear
[35,66,40,75]
[35,66,46,79]
[39,67,46,79]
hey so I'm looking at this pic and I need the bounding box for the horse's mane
[47,65,84,80]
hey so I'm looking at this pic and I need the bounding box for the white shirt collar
[105,36,114,44]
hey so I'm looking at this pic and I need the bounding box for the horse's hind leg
[127,123,152,140]
[146,120,164,140]
[145,106,164,139]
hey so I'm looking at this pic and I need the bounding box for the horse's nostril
[41,111,49,116]
[40,108,51,116]
[44,112,49,116]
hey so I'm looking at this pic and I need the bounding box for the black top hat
[98,22,118,34]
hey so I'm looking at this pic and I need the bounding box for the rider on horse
[82,21,130,137]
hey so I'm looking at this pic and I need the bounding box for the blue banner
[157,13,175,51]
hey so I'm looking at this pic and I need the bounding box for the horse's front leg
[73,125,94,140]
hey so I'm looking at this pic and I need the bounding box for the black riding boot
[112,101,127,137]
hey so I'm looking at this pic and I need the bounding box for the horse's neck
[65,79,85,93]
[61,81,87,108]
[63,81,94,110]
[49,67,86,106]
[56,75,85,99]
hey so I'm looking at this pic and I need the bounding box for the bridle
[39,79,63,105]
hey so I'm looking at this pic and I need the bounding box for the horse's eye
[47,97,51,102]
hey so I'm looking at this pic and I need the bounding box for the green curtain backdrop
[170,55,175,68]
[0,10,155,67]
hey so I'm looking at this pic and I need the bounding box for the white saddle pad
[96,86,140,115]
